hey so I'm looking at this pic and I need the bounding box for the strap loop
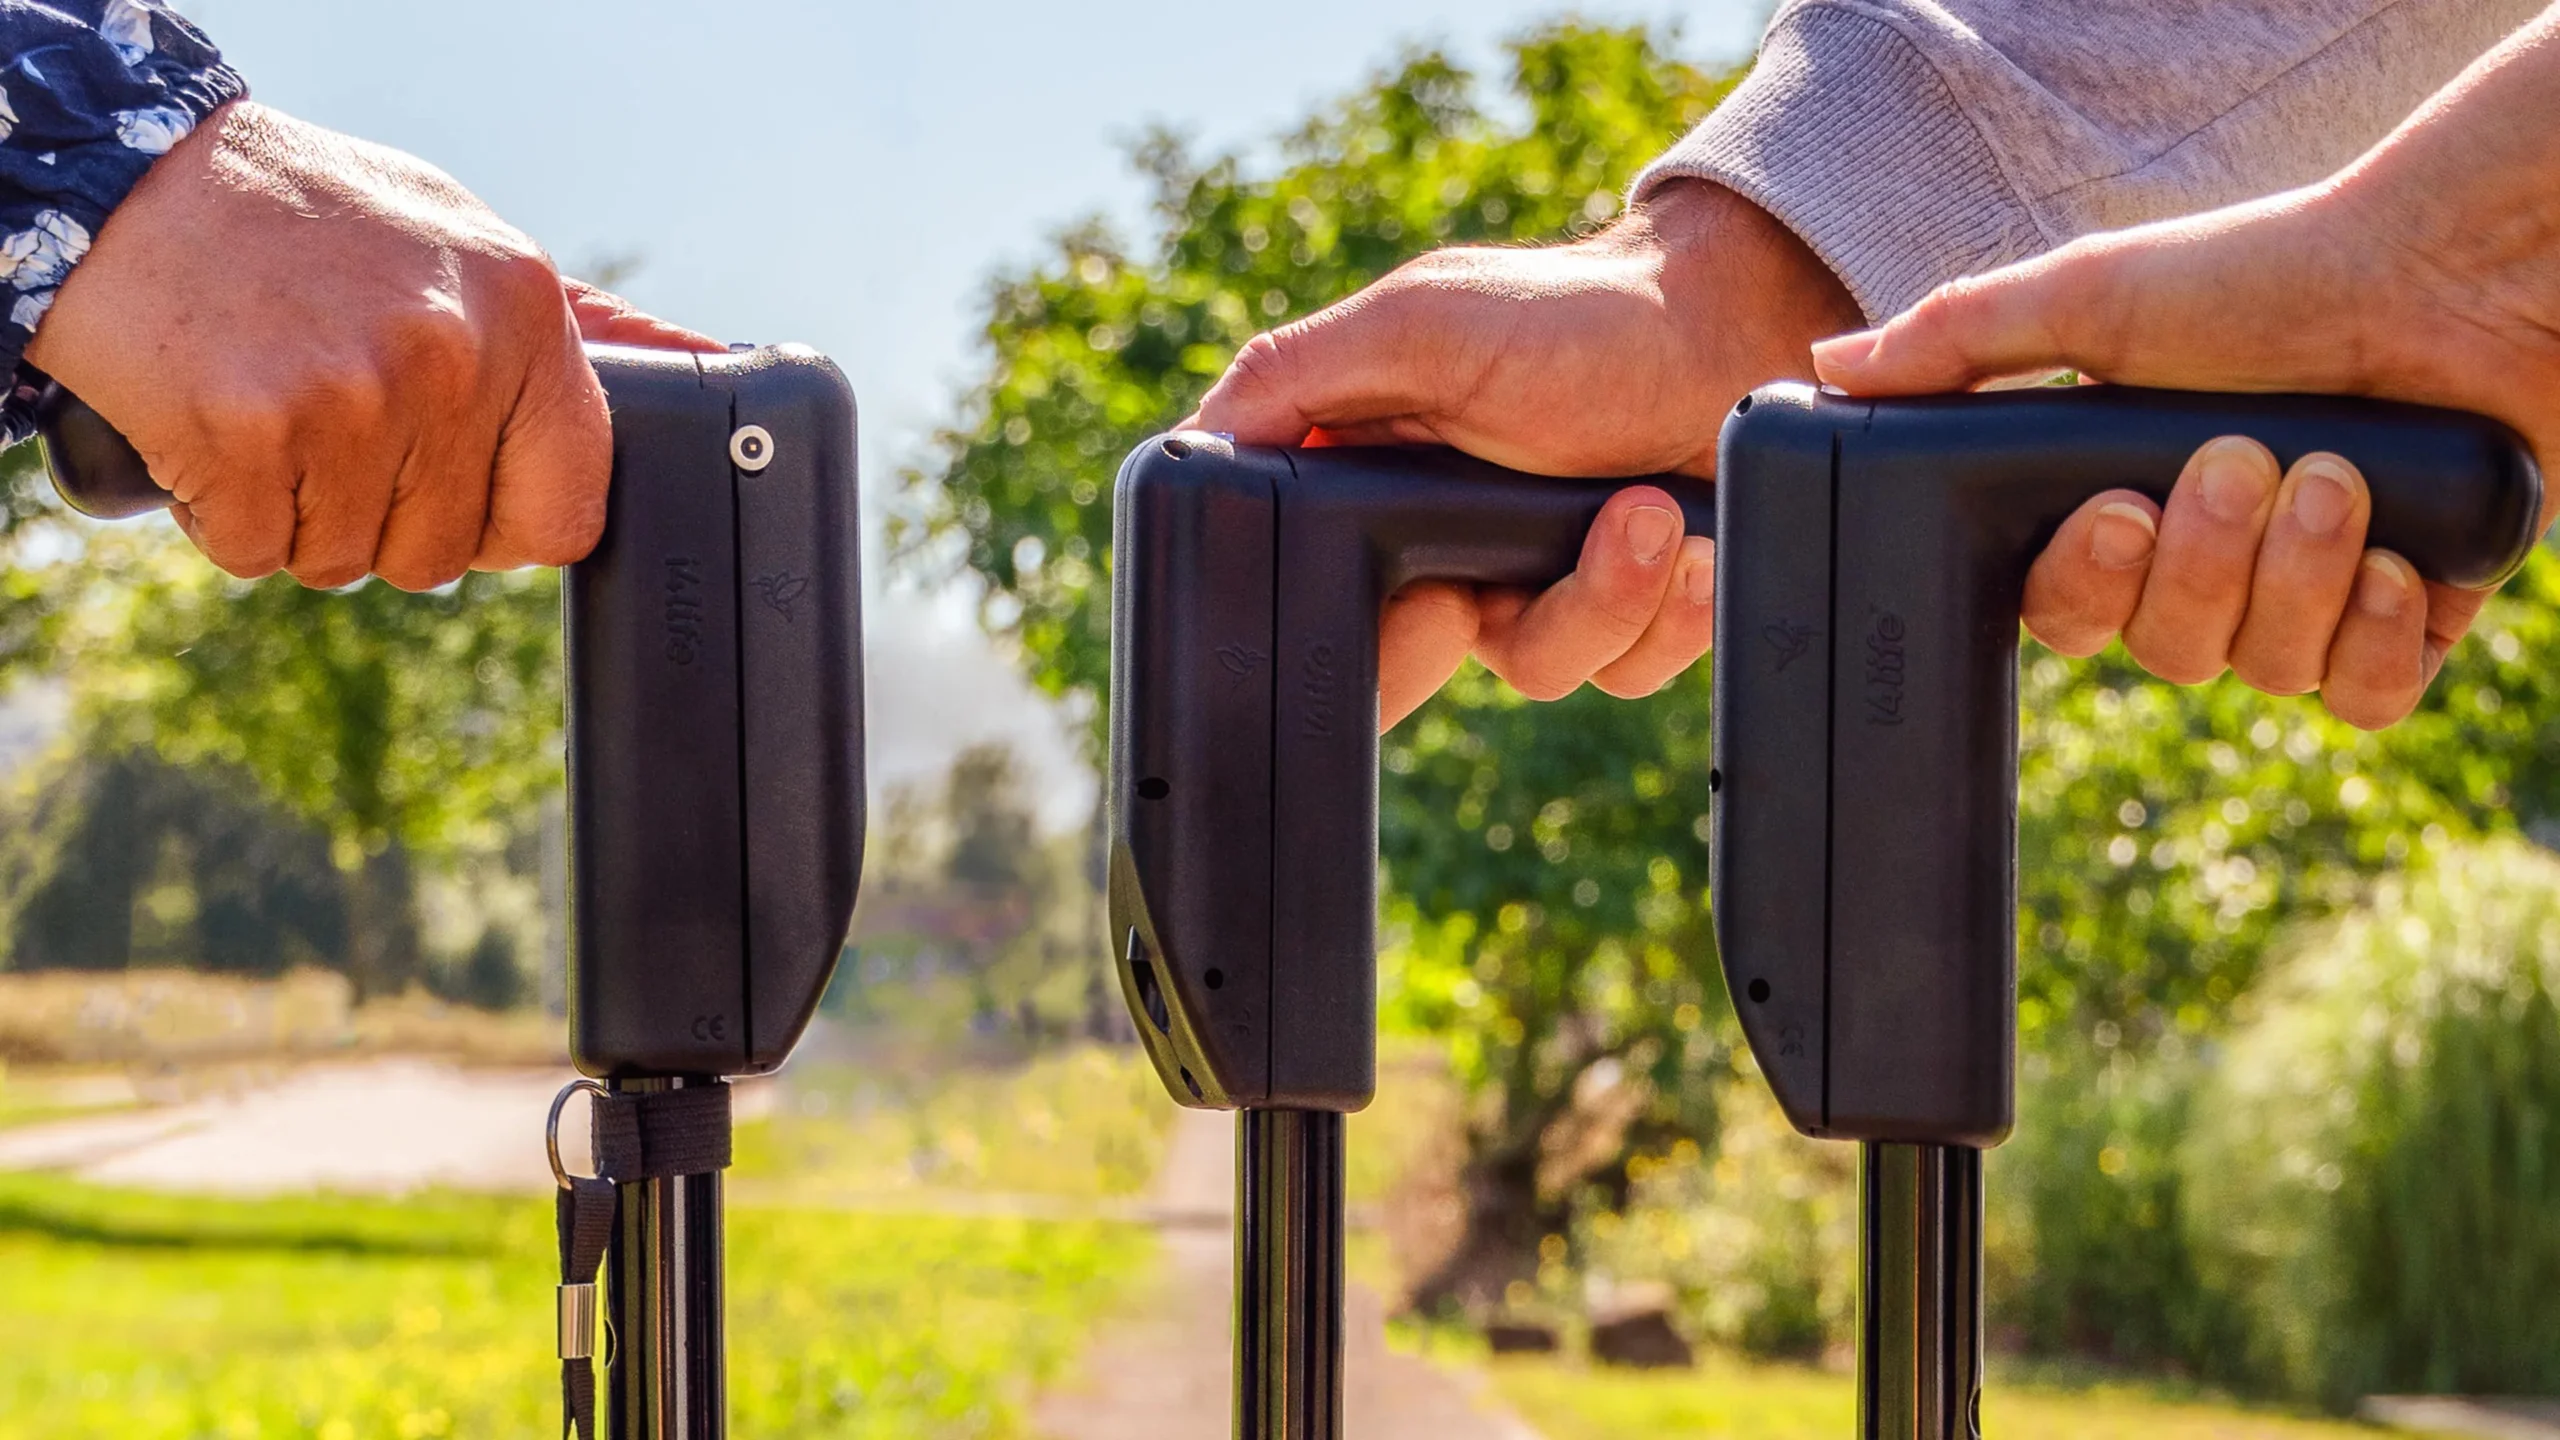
[549,1080,732,1440]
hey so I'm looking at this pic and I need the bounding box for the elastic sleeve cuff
[0,0,247,397]
[1630,2,2044,322]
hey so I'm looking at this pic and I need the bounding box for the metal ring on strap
[547,1078,610,1191]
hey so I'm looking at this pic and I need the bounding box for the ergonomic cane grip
[1713,382,2542,1149]
[567,344,866,1078]
[34,380,168,520]
[1108,434,1712,1112]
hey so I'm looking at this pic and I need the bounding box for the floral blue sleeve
[0,0,243,440]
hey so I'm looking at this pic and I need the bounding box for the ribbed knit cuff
[1631,2,2048,322]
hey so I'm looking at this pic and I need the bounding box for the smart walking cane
[1102,385,2538,1440]
[40,343,867,1440]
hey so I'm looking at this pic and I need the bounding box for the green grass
[0,1174,1151,1439]
[0,1071,137,1133]
[1489,1353,2464,1439]
[733,1046,1174,1203]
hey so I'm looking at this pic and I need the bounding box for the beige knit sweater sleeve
[1635,0,2547,320]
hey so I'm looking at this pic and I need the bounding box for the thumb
[1814,249,2103,395]
[1189,279,1478,446]
[563,277,727,353]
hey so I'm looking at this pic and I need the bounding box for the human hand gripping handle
[35,352,667,524]
[1714,381,2538,1147]
[1808,6,2560,728]
[21,100,724,585]
[1105,387,2537,1133]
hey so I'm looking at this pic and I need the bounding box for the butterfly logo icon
[752,573,810,622]
[1764,621,1816,673]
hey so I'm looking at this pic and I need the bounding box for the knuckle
[1593,669,1670,701]
[486,246,567,305]
[385,309,485,400]
[290,559,366,591]
[2124,631,2224,686]
[2230,650,2321,697]
[1224,329,1297,394]
[204,399,295,458]
[376,555,469,593]
[313,369,395,430]
[503,491,604,567]
[2327,689,2410,732]
[1510,675,1580,703]
[1391,585,1480,650]
[213,547,285,581]
[1485,655,1578,703]
[2024,619,2113,659]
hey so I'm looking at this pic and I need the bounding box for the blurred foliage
[1488,1351,2447,1440]
[0,1175,1145,1438]
[1380,667,1726,1308]
[1568,1058,1854,1358]
[1987,1047,2242,1371]
[2185,838,2560,1405]
[0,750,346,974]
[52,525,561,861]
[906,18,1739,1311]
[733,1047,1173,1202]
[840,742,1116,1045]
[8,521,560,995]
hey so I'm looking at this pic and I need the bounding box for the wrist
[1625,179,1866,372]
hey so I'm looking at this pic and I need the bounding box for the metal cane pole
[1235,1108,1346,1440]
[1859,1142,1984,1440]
[607,1076,727,1440]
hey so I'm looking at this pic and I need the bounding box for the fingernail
[2089,502,2158,569]
[1626,506,1679,565]
[2356,553,2412,618]
[2291,457,2357,536]
[1812,328,1881,371]
[1680,551,1714,605]
[2198,437,2275,522]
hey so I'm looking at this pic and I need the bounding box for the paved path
[2362,1399,2560,1439]
[1032,1107,1543,1440]
[0,1059,584,1193]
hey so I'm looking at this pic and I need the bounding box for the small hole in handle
[1708,768,1722,793]
[1136,777,1171,800]
[1748,978,1771,1004]
[1204,968,1225,991]
[1161,438,1194,461]
[1733,394,1754,415]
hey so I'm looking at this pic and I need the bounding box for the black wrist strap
[554,1082,733,1440]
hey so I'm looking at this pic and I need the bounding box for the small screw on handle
[33,381,169,520]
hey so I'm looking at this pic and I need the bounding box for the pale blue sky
[176,0,1764,815]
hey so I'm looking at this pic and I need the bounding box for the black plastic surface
[568,345,866,1078]
[34,377,171,519]
[1714,382,2541,1147]
[1107,435,1711,1112]
[1109,385,2539,1140]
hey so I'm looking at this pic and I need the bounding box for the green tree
[43,524,561,996]
[905,22,1740,1308]
[0,751,349,975]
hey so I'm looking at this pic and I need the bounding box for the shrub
[1987,1047,2243,1371]
[2182,839,2560,1405]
